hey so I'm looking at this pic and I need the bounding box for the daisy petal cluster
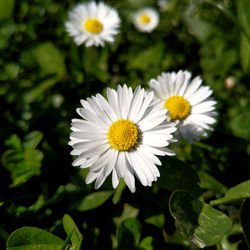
[69,85,176,192]
[65,2,120,47]
[148,70,217,143]
[133,7,159,33]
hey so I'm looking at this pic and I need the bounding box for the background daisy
[148,70,217,143]
[133,7,159,33]
[69,85,176,192]
[65,1,120,47]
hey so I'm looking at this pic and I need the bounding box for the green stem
[216,241,223,250]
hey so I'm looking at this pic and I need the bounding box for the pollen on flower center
[108,119,138,151]
[140,14,151,24]
[84,18,103,33]
[164,95,190,120]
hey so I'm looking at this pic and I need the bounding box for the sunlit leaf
[31,42,66,78]
[63,214,83,250]
[6,227,64,250]
[145,214,165,229]
[74,191,113,211]
[140,236,159,250]
[210,180,250,206]
[169,191,232,248]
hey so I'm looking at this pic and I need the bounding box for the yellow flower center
[108,119,138,151]
[164,96,190,120]
[140,14,151,24]
[84,18,103,33]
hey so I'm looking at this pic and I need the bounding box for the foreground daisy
[65,2,120,47]
[133,7,159,33]
[69,85,176,192]
[148,71,217,143]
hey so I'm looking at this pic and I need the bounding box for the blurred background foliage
[1,0,250,249]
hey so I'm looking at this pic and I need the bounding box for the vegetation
[1,0,250,249]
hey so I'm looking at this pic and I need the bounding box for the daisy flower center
[140,14,151,24]
[84,18,103,33]
[108,119,138,151]
[164,96,190,120]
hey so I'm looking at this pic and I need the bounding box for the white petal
[95,93,118,122]
[112,167,119,188]
[107,88,120,118]
[188,87,212,106]
[124,164,136,193]
[191,100,216,114]
[133,91,154,123]
[70,131,106,140]
[78,143,110,158]
[142,134,170,147]
[72,157,87,166]
[126,152,148,186]
[127,86,144,121]
[183,76,202,99]
[188,114,216,124]
[177,71,191,96]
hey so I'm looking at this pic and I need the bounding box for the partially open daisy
[148,70,217,143]
[133,7,159,33]
[65,2,120,47]
[69,85,176,192]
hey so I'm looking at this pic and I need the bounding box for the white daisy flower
[69,85,176,192]
[133,7,159,33]
[148,70,217,143]
[65,1,120,47]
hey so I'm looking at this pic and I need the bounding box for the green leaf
[210,180,250,206]
[239,33,250,74]
[158,158,202,197]
[31,42,66,78]
[237,0,250,74]
[5,134,22,150]
[127,43,164,70]
[145,214,165,229]
[113,203,139,226]
[0,0,15,21]
[23,77,58,103]
[116,218,141,249]
[23,131,43,149]
[140,236,159,250]
[198,171,227,194]
[6,227,64,250]
[237,0,250,38]
[230,110,250,140]
[220,223,242,250]
[240,199,250,248]
[74,191,113,211]
[183,9,214,42]
[169,191,232,248]
[1,147,43,187]
[112,179,126,205]
[62,214,83,250]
